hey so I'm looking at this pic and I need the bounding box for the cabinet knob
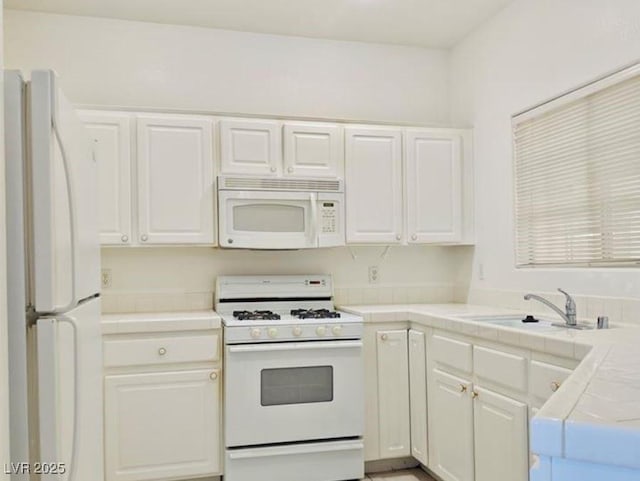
[459,384,467,393]
[411,234,417,241]
[381,334,388,341]
[210,371,219,381]
[270,167,277,173]
[287,167,293,173]
[395,234,401,241]
[550,381,561,392]
[141,234,148,242]
[472,391,479,399]
[121,234,129,243]
[158,347,167,356]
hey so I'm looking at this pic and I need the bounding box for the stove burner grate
[290,308,341,319]
[233,310,281,321]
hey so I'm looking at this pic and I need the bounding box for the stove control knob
[332,325,343,336]
[292,327,303,337]
[267,327,278,338]
[250,328,262,339]
[316,326,327,337]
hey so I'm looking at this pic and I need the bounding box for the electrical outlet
[101,269,112,289]
[368,266,379,284]
[478,263,485,281]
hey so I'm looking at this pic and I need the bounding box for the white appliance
[216,275,364,481]
[217,175,345,249]
[4,70,103,481]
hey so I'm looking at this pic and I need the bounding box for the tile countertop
[101,310,222,334]
[339,303,640,471]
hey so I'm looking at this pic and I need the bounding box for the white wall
[3,9,468,302]
[0,1,12,477]
[4,9,451,125]
[451,0,640,298]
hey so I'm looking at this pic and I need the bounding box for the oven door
[218,190,318,249]
[224,340,364,447]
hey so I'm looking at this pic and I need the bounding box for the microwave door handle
[309,193,318,244]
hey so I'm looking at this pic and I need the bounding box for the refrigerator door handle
[51,124,78,313]
[37,316,80,481]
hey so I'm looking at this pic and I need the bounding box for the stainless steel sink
[460,315,595,331]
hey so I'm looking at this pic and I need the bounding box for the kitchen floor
[365,468,436,480]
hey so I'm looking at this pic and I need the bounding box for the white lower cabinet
[103,325,222,481]
[376,329,411,459]
[473,386,528,481]
[363,326,411,461]
[104,369,221,481]
[429,368,474,481]
[408,329,428,465]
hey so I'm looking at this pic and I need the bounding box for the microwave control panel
[321,202,337,233]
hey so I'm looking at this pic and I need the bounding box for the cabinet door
[473,387,528,481]
[409,329,428,465]
[428,368,474,481]
[137,115,215,244]
[80,111,132,245]
[376,329,410,459]
[104,369,221,481]
[345,127,403,244]
[219,119,281,176]
[283,122,343,178]
[405,130,462,244]
[363,326,380,461]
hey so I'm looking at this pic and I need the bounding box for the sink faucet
[523,288,577,327]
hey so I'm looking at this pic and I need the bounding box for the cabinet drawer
[530,360,573,403]
[104,333,220,367]
[431,334,472,374]
[474,345,527,393]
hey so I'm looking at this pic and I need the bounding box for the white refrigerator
[4,70,103,481]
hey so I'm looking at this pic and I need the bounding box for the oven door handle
[228,340,362,353]
[228,440,364,460]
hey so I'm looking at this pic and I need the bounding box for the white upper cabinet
[80,111,132,245]
[283,122,344,178]
[219,119,282,176]
[137,115,215,245]
[405,130,463,244]
[345,127,403,244]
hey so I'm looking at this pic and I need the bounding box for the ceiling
[4,0,513,48]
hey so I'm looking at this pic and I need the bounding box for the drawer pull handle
[210,371,218,381]
[381,334,388,341]
[550,381,561,392]
[472,391,479,399]
[459,384,467,393]
[158,347,167,356]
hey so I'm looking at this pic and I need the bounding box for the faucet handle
[557,288,576,311]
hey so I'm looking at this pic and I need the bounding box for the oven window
[261,366,333,406]
[233,204,305,232]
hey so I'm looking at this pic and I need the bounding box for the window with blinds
[513,64,640,267]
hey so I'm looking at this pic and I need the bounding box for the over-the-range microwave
[217,175,345,249]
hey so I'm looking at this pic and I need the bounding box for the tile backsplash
[100,284,640,326]
[100,283,458,314]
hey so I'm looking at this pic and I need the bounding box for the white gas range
[215,275,364,481]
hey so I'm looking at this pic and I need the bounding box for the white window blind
[513,64,640,267]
